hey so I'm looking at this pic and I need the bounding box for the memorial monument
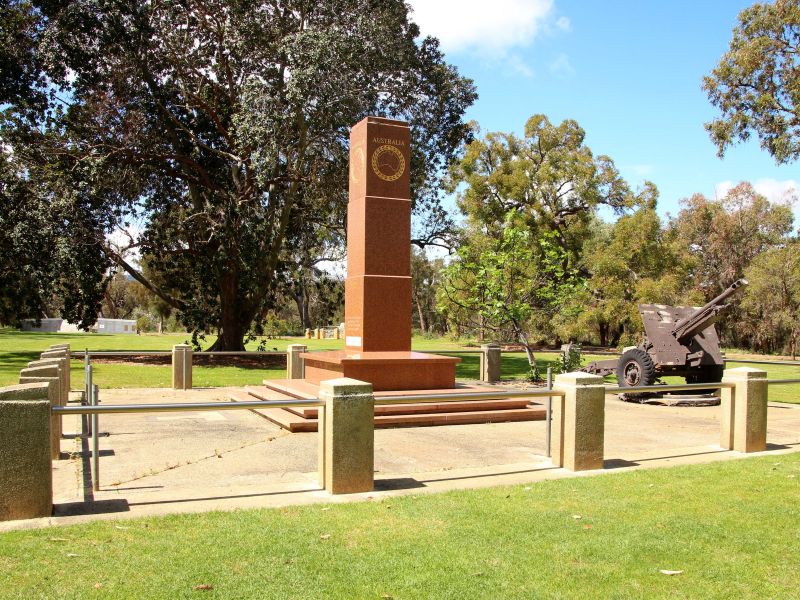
[300,116,460,390]
[233,117,544,431]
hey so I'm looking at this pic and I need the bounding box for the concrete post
[305,329,312,339]
[0,383,53,521]
[286,344,307,379]
[46,346,70,394]
[315,328,322,340]
[28,358,69,407]
[318,378,374,494]
[20,366,62,460]
[172,344,193,390]
[721,367,768,453]
[334,327,341,340]
[480,344,501,383]
[552,372,605,471]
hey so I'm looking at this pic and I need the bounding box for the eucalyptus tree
[704,0,800,164]
[448,115,641,262]
[440,115,649,355]
[2,0,476,348]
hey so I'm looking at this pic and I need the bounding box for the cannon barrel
[670,278,749,341]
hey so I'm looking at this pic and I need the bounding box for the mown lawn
[1,329,797,403]
[1,453,798,598]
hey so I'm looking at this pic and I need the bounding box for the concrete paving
[3,386,799,531]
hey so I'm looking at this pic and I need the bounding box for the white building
[21,318,138,334]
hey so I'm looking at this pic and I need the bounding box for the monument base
[301,350,460,391]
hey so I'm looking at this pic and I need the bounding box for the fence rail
[727,358,800,367]
[72,350,287,358]
[53,398,322,415]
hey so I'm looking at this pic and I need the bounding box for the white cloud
[555,16,571,31]
[715,178,798,205]
[508,54,535,78]
[548,53,574,77]
[715,178,799,225]
[407,0,555,55]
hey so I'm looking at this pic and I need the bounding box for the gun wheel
[616,348,657,387]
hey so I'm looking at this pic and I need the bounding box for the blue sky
[408,0,798,222]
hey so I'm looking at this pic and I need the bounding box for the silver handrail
[604,382,735,394]
[53,398,323,415]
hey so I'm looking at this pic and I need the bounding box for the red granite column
[344,117,412,353]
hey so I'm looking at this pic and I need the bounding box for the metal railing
[726,359,800,367]
[604,382,735,394]
[52,373,798,492]
[54,396,324,490]
[72,350,287,358]
[53,398,323,416]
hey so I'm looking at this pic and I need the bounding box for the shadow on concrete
[604,458,640,469]
[420,463,557,485]
[766,443,792,450]
[629,448,728,463]
[374,477,426,491]
[126,487,322,507]
[54,499,131,517]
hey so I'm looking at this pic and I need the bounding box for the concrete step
[247,386,530,418]
[254,405,546,433]
[238,380,546,432]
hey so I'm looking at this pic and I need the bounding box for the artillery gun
[583,279,748,387]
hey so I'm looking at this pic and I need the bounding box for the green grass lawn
[1,328,797,403]
[1,453,798,598]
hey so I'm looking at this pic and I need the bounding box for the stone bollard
[721,367,768,453]
[334,327,341,340]
[40,349,70,403]
[172,344,193,390]
[315,328,322,340]
[480,344,501,383]
[20,364,63,460]
[318,378,374,494]
[305,328,312,339]
[552,372,606,471]
[0,383,53,521]
[28,358,69,406]
[286,344,308,380]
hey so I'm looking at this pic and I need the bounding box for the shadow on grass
[0,351,43,386]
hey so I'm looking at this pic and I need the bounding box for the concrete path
[4,387,799,531]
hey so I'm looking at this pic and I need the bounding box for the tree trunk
[511,318,536,367]
[415,295,428,334]
[599,322,608,347]
[208,271,248,351]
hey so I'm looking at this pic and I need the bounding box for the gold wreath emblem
[371,145,405,182]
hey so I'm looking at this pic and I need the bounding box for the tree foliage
[1,0,476,348]
[742,241,800,357]
[0,150,108,327]
[670,182,796,348]
[562,207,697,348]
[448,115,646,259]
[439,115,649,354]
[704,0,800,163]
[440,211,583,368]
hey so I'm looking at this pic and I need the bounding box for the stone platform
[301,350,461,391]
[230,380,545,432]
